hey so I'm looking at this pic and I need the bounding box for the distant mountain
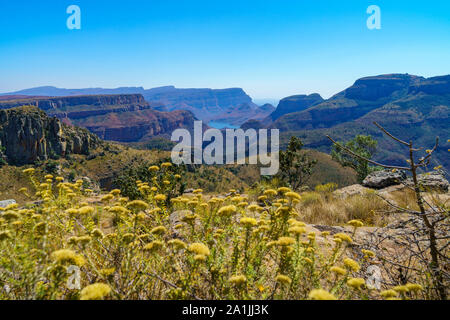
[1,86,145,97]
[212,103,275,126]
[267,74,449,172]
[253,98,280,106]
[268,93,324,122]
[142,87,258,123]
[0,94,197,143]
[2,85,261,125]
[271,74,424,131]
[241,93,324,128]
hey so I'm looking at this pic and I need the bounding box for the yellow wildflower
[343,258,360,272]
[275,275,292,285]
[308,289,337,300]
[168,239,187,250]
[285,192,301,201]
[229,275,247,286]
[80,283,111,300]
[263,189,277,197]
[188,243,210,256]
[330,266,347,276]
[277,237,296,246]
[154,194,167,201]
[334,233,353,243]
[347,278,365,290]
[51,249,86,266]
[347,219,364,228]
[380,290,398,298]
[406,283,423,292]
[78,206,95,215]
[126,200,149,211]
[217,205,237,216]
[240,217,257,227]
[289,226,306,235]
[150,226,167,235]
[393,285,409,293]
[143,240,164,252]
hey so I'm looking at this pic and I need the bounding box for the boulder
[362,170,407,189]
[407,172,449,192]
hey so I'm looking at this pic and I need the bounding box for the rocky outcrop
[362,170,407,189]
[269,94,323,121]
[407,172,449,192]
[0,106,101,165]
[0,94,197,144]
[343,74,423,101]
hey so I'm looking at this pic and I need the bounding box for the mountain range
[251,74,449,172]
[1,73,448,171]
[1,86,272,125]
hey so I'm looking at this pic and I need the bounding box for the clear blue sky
[1,0,449,99]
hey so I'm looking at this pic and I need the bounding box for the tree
[328,123,447,300]
[277,136,317,191]
[331,135,378,183]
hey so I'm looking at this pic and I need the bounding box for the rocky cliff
[0,106,101,165]
[0,94,197,143]
[143,87,256,123]
[1,86,258,125]
[262,73,449,172]
[270,74,436,131]
[269,93,323,121]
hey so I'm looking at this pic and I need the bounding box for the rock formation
[0,106,101,165]
[0,94,197,143]
[362,170,407,189]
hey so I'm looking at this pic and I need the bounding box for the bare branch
[373,122,410,147]
[326,135,411,171]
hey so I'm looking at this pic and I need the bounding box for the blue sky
[0,0,449,99]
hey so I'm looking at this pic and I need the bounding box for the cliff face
[0,106,101,165]
[0,94,196,143]
[269,94,323,121]
[271,74,429,131]
[342,74,423,101]
[143,87,256,122]
[1,86,259,125]
[261,73,449,172]
[77,109,198,142]
[0,94,149,113]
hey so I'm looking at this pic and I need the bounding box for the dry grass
[298,191,390,226]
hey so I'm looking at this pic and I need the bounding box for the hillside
[212,103,275,126]
[249,74,449,172]
[0,106,356,202]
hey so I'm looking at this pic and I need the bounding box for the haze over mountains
[1,86,273,126]
[1,73,449,171]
